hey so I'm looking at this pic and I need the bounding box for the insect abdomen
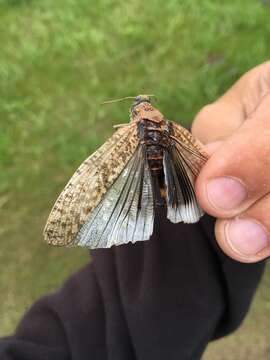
[146,145,163,171]
[137,119,171,172]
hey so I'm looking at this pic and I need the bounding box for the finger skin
[192,102,244,144]
[215,192,270,263]
[196,91,270,219]
[192,61,270,144]
[192,61,270,262]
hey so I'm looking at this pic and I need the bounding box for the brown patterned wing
[170,121,209,177]
[74,145,154,248]
[44,124,139,246]
[163,121,209,224]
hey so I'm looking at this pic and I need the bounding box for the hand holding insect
[193,61,270,263]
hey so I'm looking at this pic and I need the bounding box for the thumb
[193,62,270,263]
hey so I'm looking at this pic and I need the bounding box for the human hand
[192,62,270,263]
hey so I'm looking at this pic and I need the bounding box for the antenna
[101,96,136,105]
[101,94,156,105]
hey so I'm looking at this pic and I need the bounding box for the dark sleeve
[0,210,264,360]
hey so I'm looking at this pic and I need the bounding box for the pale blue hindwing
[74,146,154,248]
[163,146,204,224]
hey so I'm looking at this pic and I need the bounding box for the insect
[44,95,208,249]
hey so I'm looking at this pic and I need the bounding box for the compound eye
[135,95,141,101]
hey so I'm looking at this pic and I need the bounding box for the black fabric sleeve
[0,302,70,360]
[199,214,265,339]
[0,210,265,360]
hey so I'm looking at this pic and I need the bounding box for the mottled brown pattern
[131,103,164,125]
[44,124,138,246]
[44,95,208,248]
[170,122,209,176]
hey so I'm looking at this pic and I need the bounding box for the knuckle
[194,103,216,122]
[192,103,215,132]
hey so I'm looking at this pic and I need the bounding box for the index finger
[196,94,270,220]
[192,61,270,144]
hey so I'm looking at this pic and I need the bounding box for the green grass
[0,0,270,358]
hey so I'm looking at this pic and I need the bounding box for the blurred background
[0,0,270,358]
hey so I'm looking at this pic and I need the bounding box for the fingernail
[206,177,247,210]
[225,218,269,256]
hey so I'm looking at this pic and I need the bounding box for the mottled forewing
[74,145,154,248]
[163,122,209,223]
[170,122,208,176]
[44,124,139,246]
